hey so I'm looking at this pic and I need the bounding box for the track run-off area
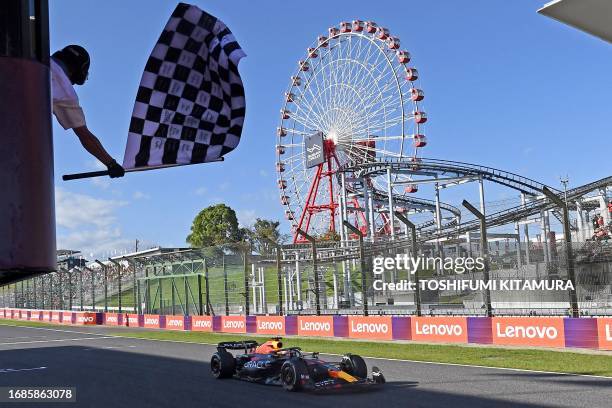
[1,322,611,408]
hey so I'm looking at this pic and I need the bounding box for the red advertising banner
[165,315,185,331]
[191,316,213,332]
[143,314,162,329]
[30,310,41,321]
[104,313,121,326]
[597,318,612,351]
[348,316,393,340]
[75,313,97,325]
[125,313,141,327]
[220,316,246,333]
[411,317,468,343]
[492,317,565,348]
[42,311,51,321]
[51,311,61,324]
[256,316,286,335]
[297,316,334,337]
[61,312,74,325]
[0,309,5,318]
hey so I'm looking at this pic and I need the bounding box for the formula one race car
[210,338,385,392]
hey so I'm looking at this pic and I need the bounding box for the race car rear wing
[217,341,258,353]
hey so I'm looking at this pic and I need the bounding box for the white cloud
[85,159,107,171]
[194,186,208,196]
[55,189,126,229]
[90,176,111,190]
[132,191,150,200]
[55,188,130,258]
[236,209,257,227]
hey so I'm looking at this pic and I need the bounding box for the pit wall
[1,308,610,351]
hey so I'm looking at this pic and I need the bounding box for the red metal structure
[276,21,429,243]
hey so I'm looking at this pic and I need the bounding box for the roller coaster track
[280,160,612,263]
[341,158,558,196]
[345,184,461,232]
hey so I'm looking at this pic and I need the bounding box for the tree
[186,204,242,247]
[244,218,281,254]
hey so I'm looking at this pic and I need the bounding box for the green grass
[107,287,137,308]
[108,331,612,377]
[2,319,611,376]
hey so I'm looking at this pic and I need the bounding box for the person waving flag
[63,3,246,180]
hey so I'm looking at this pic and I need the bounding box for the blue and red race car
[210,337,385,392]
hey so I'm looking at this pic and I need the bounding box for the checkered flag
[123,3,246,169]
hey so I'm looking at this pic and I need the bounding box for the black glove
[106,160,125,178]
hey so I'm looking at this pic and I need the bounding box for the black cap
[53,45,90,85]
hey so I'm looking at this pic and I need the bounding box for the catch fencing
[1,240,610,317]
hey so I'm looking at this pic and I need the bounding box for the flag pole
[62,158,224,181]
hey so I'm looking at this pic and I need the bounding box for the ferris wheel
[276,20,428,243]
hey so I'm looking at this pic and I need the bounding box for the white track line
[0,324,111,337]
[0,367,47,374]
[2,323,611,380]
[0,336,115,346]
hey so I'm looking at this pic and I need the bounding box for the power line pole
[560,175,569,207]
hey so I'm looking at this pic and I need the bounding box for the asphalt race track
[0,323,610,408]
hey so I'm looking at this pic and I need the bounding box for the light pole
[343,221,368,316]
[262,236,284,316]
[95,260,108,312]
[243,242,250,316]
[296,229,320,315]
[560,176,569,207]
[108,258,124,313]
[462,200,493,317]
[542,187,579,318]
[394,212,422,316]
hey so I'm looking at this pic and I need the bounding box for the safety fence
[1,240,611,317]
[1,308,610,351]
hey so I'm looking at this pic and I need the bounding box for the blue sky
[50,1,612,257]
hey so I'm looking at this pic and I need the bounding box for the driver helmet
[254,339,283,354]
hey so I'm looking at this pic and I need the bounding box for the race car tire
[280,359,309,392]
[211,351,235,379]
[341,354,368,379]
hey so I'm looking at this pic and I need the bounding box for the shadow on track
[0,346,568,408]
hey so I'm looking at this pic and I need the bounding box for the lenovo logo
[193,319,212,328]
[145,318,159,325]
[167,319,183,327]
[258,321,283,330]
[496,323,558,340]
[350,321,389,334]
[224,320,244,329]
[300,321,331,332]
[415,323,463,336]
[606,324,611,341]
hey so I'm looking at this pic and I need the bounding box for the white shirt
[51,59,86,129]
